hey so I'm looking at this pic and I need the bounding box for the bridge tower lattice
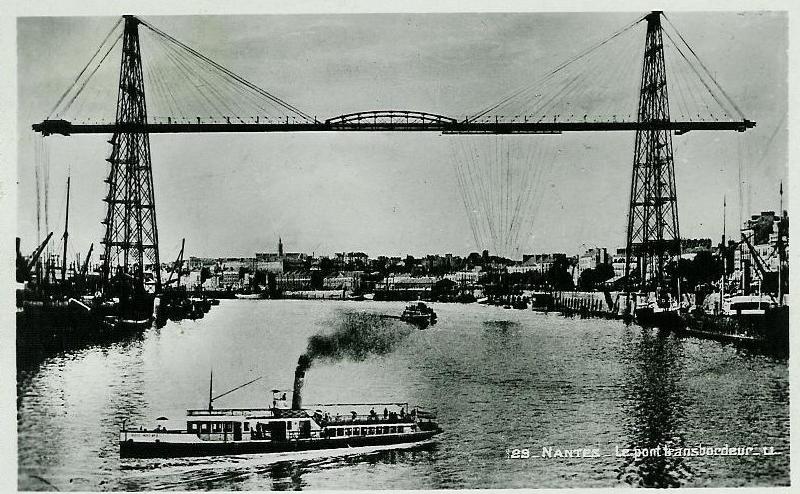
[624,11,681,292]
[101,15,161,294]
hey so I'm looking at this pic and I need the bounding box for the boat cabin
[185,407,324,442]
[725,295,776,315]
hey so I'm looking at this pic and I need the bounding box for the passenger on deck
[369,408,377,421]
[383,408,388,420]
[400,408,405,420]
[351,411,357,420]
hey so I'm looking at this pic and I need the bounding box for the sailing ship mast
[164,238,186,288]
[208,370,213,411]
[778,182,784,305]
[721,195,726,310]
[61,174,71,284]
[176,239,185,289]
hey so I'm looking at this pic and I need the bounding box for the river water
[17,299,789,490]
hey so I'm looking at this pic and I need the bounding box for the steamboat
[119,366,441,458]
[399,302,437,327]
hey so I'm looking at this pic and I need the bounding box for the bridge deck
[33,119,755,136]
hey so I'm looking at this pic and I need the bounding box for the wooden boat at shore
[678,295,788,354]
[234,292,262,300]
[631,289,683,329]
[634,304,683,329]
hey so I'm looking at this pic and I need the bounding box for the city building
[181,270,202,290]
[611,248,627,279]
[219,257,256,271]
[375,275,437,299]
[256,260,283,274]
[574,247,609,284]
[202,275,220,291]
[255,252,281,263]
[323,271,362,292]
[578,248,609,272]
[221,269,240,288]
[509,253,566,274]
[282,253,307,271]
[186,257,217,271]
[734,210,788,291]
[444,270,481,284]
[681,238,713,253]
[275,271,313,292]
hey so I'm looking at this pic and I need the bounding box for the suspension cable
[138,17,314,122]
[47,18,123,119]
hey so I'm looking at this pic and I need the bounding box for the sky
[15,11,788,262]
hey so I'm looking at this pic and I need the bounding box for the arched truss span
[325,110,458,127]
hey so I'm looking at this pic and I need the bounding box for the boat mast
[176,238,185,289]
[208,369,213,411]
[778,182,784,305]
[81,244,94,277]
[164,238,185,288]
[61,174,71,284]
[721,195,726,311]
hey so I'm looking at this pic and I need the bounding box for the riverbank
[551,290,788,355]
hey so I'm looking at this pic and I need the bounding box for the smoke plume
[297,311,411,372]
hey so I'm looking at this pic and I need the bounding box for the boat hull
[634,307,683,329]
[400,314,433,327]
[120,429,439,459]
[234,293,262,300]
[678,306,788,354]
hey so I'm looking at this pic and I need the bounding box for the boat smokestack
[292,355,309,410]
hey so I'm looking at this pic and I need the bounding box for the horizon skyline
[167,226,765,262]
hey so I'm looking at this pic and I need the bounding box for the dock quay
[551,290,787,354]
[553,291,626,319]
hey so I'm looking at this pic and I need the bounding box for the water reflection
[263,443,437,491]
[17,301,789,489]
[17,326,147,376]
[114,442,438,491]
[618,326,691,487]
[102,340,149,475]
[264,460,304,490]
[480,320,523,356]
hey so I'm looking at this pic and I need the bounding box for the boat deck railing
[184,404,435,421]
[317,413,417,427]
[121,427,189,434]
[186,407,273,417]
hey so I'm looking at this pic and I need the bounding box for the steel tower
[101,15,161,294]
[624,11,681,291]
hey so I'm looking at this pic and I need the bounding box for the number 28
[509,448,530,459]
